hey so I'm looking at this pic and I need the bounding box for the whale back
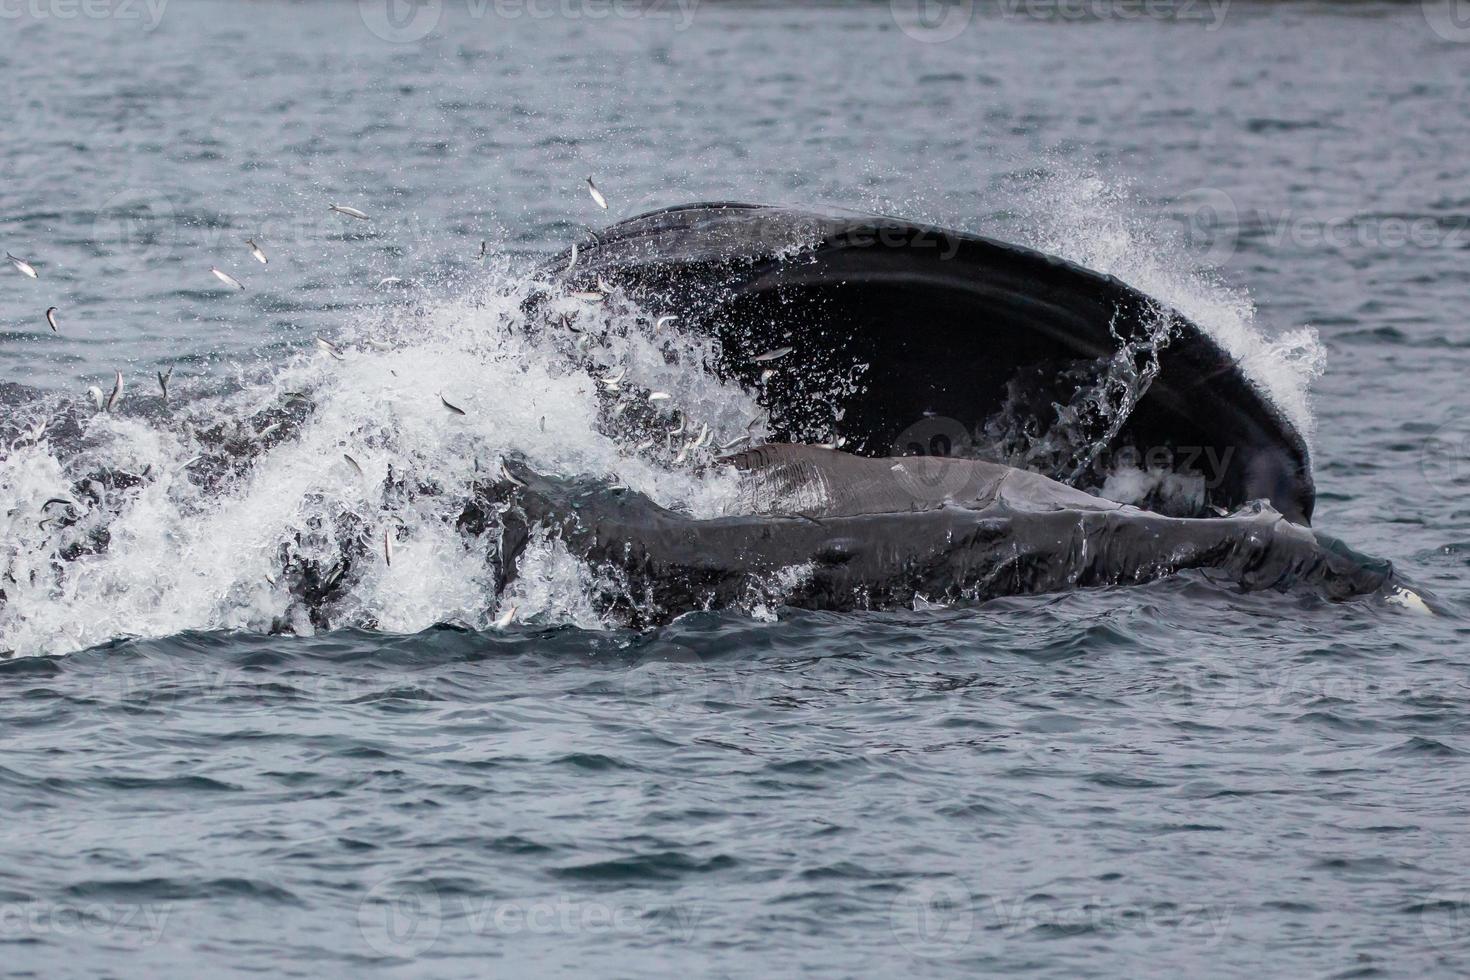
[555,203,1315,524]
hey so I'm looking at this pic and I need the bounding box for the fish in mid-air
[315,337,345,360]
[7,253,37,278]
[106,371,124,412]
[586,177,608,210]
[211,268,245,291]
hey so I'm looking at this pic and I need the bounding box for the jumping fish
[211,268,245,291]
[586,177,608,210]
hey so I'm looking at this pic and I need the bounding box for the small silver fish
[329,204,370,221]
[106,370,123,412]
[157,365,173,402]
[365,339,392,351]
[343,453,364,476]
[635,438,655,451]
[376,277,403,288]
[600,367,626,387]
[439,393,467,416]
[719,434,751,451]
[760,368,776,383]
[87,386,104,411]
[6,253,37,279]
[586,176,608,210]
[539,415,546,432]
[753,346,793,363]
[566,242,578,274]
[493,604,518,629]
[256,421,282,440]
[478,240,487,260]
[211,267,245,291]
[654,315,678,332]
[649,391,671,402]
[383,528,394,567]
[315,337,344,360]
[246,239,268,264]
[44,307,58,332]
[497,460,525,487]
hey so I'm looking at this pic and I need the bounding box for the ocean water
[3,1,1470,976]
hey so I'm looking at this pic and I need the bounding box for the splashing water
[0,260,766,658]
[979,307,1176,494]
[1010,168,1326,443]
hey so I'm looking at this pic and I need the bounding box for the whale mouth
[0,201,1334,656]
[549,202,1316,525]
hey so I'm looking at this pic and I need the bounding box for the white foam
[0,264,757,657]
[1012,168,1325,443]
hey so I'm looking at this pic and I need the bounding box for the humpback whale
[0,205,1427,648]
[484,201,1420,622]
